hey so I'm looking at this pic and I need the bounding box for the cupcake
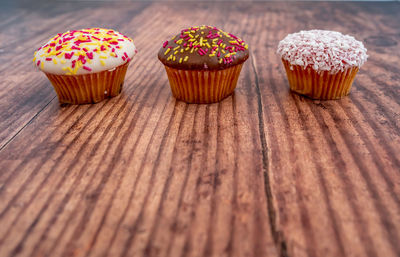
[33,28,137,104]
[158,25,249,103]
[277,30,367,100]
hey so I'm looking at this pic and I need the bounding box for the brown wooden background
[0,1,399,257]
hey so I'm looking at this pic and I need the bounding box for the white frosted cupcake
[277,30,368,100]
[33,28,137,104]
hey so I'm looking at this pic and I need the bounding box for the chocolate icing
[158,25,249,70]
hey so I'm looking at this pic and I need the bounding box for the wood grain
[0,1,399,257]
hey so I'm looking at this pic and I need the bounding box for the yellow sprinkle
[190,48,194,53]
[179,58,183,63]
[62,67,68,71]
[87,59,92,64]
[65,72,72,75]
[221,49,226,54]
[245,44,249,49]
[174,50,178,55]
[188,34,194,38]
[110,52,116,57]
[206,43,211,48]
[229,41,237,44]
[199,37,203,46]
[61,60,66,64]
[41,62,44,69]
[33,57,36,63]
[209,54,215,57]
[172,36,176,40]
[167,55,173,61]
[180,49,184,53]
[185,47,190,51]
[52,59,57,64]
[164,48,171,55]
[184,56,188,62]
[100,56,107,59]
[173,56,176,61]
[219,59,223,63]
[173,46,180,51]
[188,38,196,42]
[100,60,106,66]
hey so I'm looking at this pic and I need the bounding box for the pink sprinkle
[163,41,168,48]
[45,57,52,61]
[47,48,51,53]
[100,45,106,51]
[118,39,124,41]
[64,52,74,59]
[56,45,62,51]
[112,48,115,52]
[86,52,93,59]
[92,36,100,41]
[72,60,76,68]
[198,48,206,56]
[71,46,81,50]
[122,56,126,61]
[83,66,92,71]
[217,52,221,57]
[56,52,62,56]
[83,48,88,52]
[37,60,41,66]
[124,52,128,58]
[134,49,138,54]
[126,57,131,62]
[109,41,118,45]
[78,55,86,64]
[50,43,56,47]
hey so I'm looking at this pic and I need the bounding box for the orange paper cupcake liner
[282,59,359,100]
[164,64,243,104]
[45,62,130,104]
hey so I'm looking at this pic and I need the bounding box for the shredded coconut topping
[277,30,368,74]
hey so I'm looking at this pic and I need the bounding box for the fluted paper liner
[45,62,130,104]
[282,59,359,100]
[164,64,243,104]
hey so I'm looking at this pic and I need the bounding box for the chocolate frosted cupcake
[33,28,137,104]
[158,25,249,103]
[277,30,367,100]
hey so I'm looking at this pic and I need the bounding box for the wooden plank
[0,2,278,257]
[0,1,399,257]
[253,2,400,257]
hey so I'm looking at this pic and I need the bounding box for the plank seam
[0,95,56,152]
[251,54,289,257]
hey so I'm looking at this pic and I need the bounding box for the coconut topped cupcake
[158,25,249,70]
[277,30,368,74]
[33,28,137,75]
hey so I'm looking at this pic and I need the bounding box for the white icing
[277,30,368,74]
[33,28,136,75]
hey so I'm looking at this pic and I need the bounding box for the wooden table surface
[1,1,399,257]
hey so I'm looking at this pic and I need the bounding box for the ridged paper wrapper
[282,59,359,100]
[164,64,243,104]
[45,62,130,104]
